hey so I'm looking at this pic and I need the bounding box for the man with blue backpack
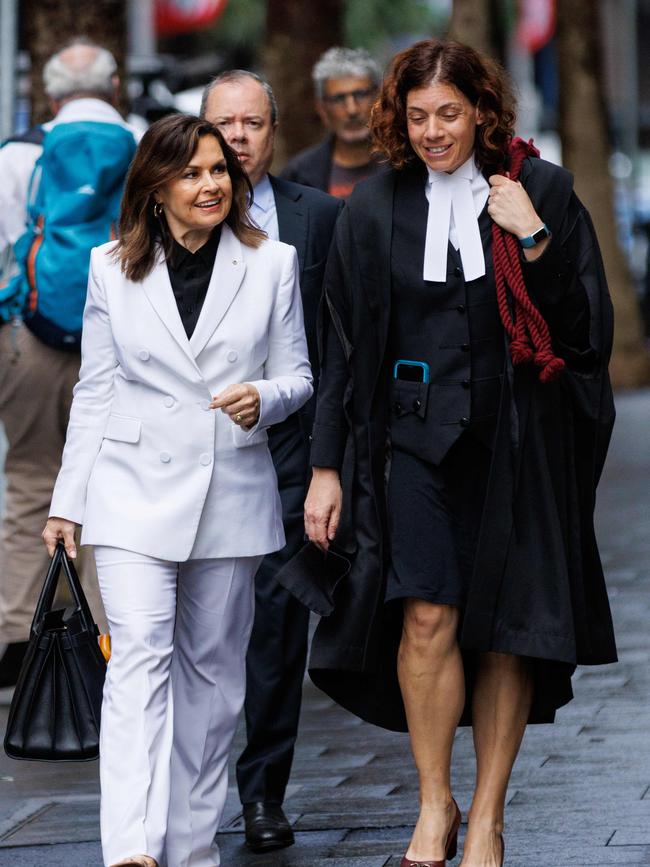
[0,39,137,687]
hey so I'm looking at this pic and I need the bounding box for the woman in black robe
[298,39,616,867]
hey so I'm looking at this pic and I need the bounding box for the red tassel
[538,355,566,383]
[492,137,565,384]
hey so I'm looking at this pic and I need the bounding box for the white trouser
[95,546,262,867]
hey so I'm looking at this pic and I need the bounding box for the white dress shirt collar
[252,173,275,213]
[250,174,279,241]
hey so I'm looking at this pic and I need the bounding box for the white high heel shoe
[110,857,158,867]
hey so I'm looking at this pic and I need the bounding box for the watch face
[519,225,550,247]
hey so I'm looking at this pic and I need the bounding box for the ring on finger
[235,412,243,424]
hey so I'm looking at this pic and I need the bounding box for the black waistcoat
[388,168,505,465]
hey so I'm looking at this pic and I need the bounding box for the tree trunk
[448,0,500,58]
[557,1,650,387]
[263,0,343,169]
[22,0,128,125]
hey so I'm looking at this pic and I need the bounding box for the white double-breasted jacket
[49,225,313,561]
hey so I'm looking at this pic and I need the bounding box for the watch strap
[518,223,551,248]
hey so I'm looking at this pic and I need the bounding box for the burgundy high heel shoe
[400,799,462,866]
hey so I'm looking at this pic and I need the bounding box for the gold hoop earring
[153,202,163,218]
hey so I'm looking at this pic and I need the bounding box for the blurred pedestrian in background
[300,38,616,867]
[281,47,385,198]
[43,112,312,867]
[202,70,342,852]
[0,38,136,688]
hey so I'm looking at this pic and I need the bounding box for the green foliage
[214,0,266,46]
[178,0,450,60]
[344,0,448,50]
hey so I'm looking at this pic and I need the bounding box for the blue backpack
[0,120,136,350]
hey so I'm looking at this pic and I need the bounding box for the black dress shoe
[242,802,295,852]
[0,642,29,688]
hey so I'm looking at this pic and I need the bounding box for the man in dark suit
[201,70,342,853]
[280,47,384,198]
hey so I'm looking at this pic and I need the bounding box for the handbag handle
[31,542,98,636]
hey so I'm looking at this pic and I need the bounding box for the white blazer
[49,225,313,561]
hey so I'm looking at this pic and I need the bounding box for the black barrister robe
[279,156,617,732]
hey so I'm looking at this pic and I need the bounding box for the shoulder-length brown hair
[115,113,265,282]
[371,39,516,171]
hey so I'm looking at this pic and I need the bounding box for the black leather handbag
[4,542,107,761]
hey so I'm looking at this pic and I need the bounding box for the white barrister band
[423,173,452,283]
[423,155,488,283]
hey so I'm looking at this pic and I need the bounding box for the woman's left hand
[487,174,543,239]
[210,383,261,429]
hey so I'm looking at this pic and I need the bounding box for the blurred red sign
[156,0,229,35]
[516,0,556,53]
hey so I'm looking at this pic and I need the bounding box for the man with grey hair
[0,39,120,253]
[281,46,385,197]
[202,68,342,853]
[0,38,133,688]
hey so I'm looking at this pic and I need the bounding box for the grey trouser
[0,320,106,642]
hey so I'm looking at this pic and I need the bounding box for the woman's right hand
[42,517,78,559]
[304,468,342,552]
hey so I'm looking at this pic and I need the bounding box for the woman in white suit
[42,114,312,867]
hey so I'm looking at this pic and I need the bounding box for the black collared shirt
[166,226,221,339]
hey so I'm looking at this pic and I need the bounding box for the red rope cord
[492,137,566,383]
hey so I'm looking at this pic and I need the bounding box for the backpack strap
[26,215,45,312]
[1,125,46,148]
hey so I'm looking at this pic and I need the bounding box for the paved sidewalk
[1,390,649,866]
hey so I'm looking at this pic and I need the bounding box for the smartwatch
[518,223,551,248]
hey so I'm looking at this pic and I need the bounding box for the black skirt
[385,433,492,607]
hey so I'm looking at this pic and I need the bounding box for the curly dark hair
[115,113,265,282]
[371,39,516,171]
